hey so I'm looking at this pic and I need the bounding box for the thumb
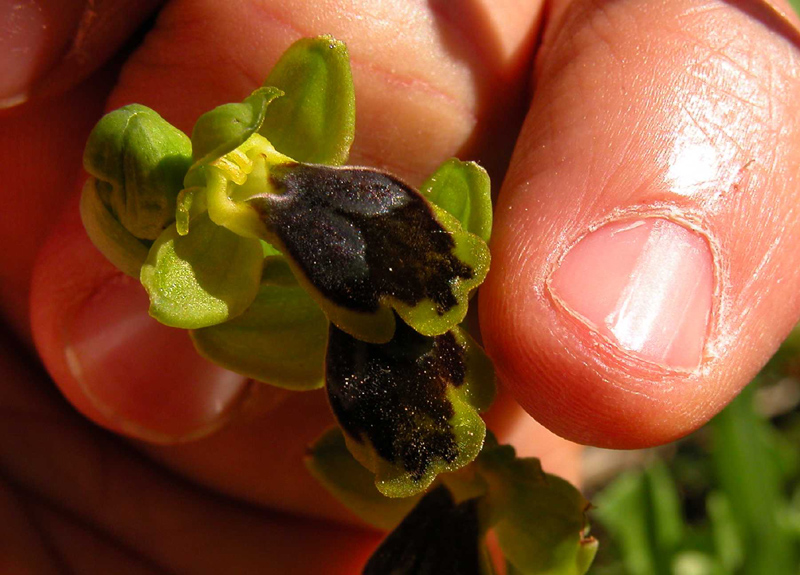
[481,0,800,448]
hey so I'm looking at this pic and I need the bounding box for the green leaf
[252,164,490,343]
[190,265,328,390]
[141,212,263,329]
[83,104,192,240]
[305,428,421,530]
[261,35,355,165]
[362,485,490,575]
[477,441,597,575]
[421,159,492,243]
[190,87,283,165]
[326,321,494,498]
[80,178,150,278]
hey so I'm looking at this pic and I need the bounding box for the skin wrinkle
[21,487,174,574]
[17,493,76,575]
[0,473,67,575]
[29,507,168,575]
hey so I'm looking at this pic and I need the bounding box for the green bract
[317,433,597,574]
[306,428,421,530]
[478,440,598,575]
[80,34,595,575]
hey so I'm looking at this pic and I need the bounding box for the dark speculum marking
[326,320,467,480]
[248,164,474,314]
[362,485,483,575]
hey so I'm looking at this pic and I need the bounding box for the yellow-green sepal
[421,159,493,243]
[261,35,355,165]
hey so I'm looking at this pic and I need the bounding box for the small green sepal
[190,87,283,165]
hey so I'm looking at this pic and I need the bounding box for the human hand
[2,0,799,572]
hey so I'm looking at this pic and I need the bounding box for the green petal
[80,178,150,278]
[477,441,597,575]
[261,35,355,165]
[252,164,490,343]
[190,87,283,165]
[305,428,421,530]
[421,159,493,243]
[190,264,328,390]
[83,104,192,240]
[326,321,495,498]
[141,212,263,329]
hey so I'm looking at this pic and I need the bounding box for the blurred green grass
[589,328,800,574]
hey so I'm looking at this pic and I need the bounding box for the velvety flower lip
[250,163,475,316]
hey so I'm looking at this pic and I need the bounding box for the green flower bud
[83,104,192,240]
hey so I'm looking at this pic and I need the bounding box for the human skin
[1,0,799,571]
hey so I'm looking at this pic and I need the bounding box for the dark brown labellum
[248,164,474,314]
[362,485,483,575]
[326,320,467,481]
